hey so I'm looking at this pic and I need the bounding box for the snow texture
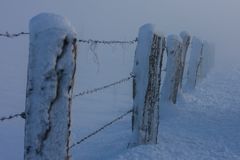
[161,35,183,104]
[24,13,77,160]
[113,69,240,160]
[29,13,76,35]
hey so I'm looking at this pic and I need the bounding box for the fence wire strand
[0,32,29,38]
[0,32,137,45]
[73,73,134,98]
[70,108,133,149]
[0,112,26,122]
[78,38,138,45]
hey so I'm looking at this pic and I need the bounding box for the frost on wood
[24,13,77,160]
[179,31,191,88]
[185,36,203,90]
[162,35,183,104]
[130,24,165,147]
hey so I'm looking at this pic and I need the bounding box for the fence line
[1,74,134,123]
[70,109,133,149]
[78,38,137,45]
[0,32,137,45]
[73,73,134,98]
[0,32,29,38]
[0,112,25,122]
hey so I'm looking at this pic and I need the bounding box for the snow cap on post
[30,13,76,35]
[133,23,163,70]
[191,36,202,50]
[166,35,182,54]
[180,31,191,43]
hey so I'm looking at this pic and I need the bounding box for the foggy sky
[1,0,240,69]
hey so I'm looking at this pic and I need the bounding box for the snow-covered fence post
[162,35,183,104]
[198,41,215,79]
[208,43,215,69]
[185,37,203,90]
[24,13,77,160]
[179,31,191,88]
[129,24,165,147]
[198,41,210,79]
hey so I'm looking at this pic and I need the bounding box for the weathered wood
[130,24,165,147]
[162,35,183,104]
[24,13,77,160]
[179,31,191,88]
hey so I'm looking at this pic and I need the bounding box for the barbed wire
[73,73,135,98]
[78,38,138,45]
[0,112,26,122]
[0,32,137,45]
[0,32,29,38]
[70,108,133,149]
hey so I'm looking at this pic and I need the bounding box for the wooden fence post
[185,36,203,90]
[179,31,191,88]
[24,13,77,160]
[162,35,183,104]
[129,24,165,147]
[208,43,215,69]
[198,41,210,79]
[198,41,215,79]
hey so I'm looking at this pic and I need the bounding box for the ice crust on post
[130,24,165,147]
[161,35,183,104]
[24,13,77,160]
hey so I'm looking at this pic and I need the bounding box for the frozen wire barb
[0,112,26,122]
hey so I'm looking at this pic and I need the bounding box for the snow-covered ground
[114,69,240,160]
[70,41,240,160]
[70,61,240,160]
